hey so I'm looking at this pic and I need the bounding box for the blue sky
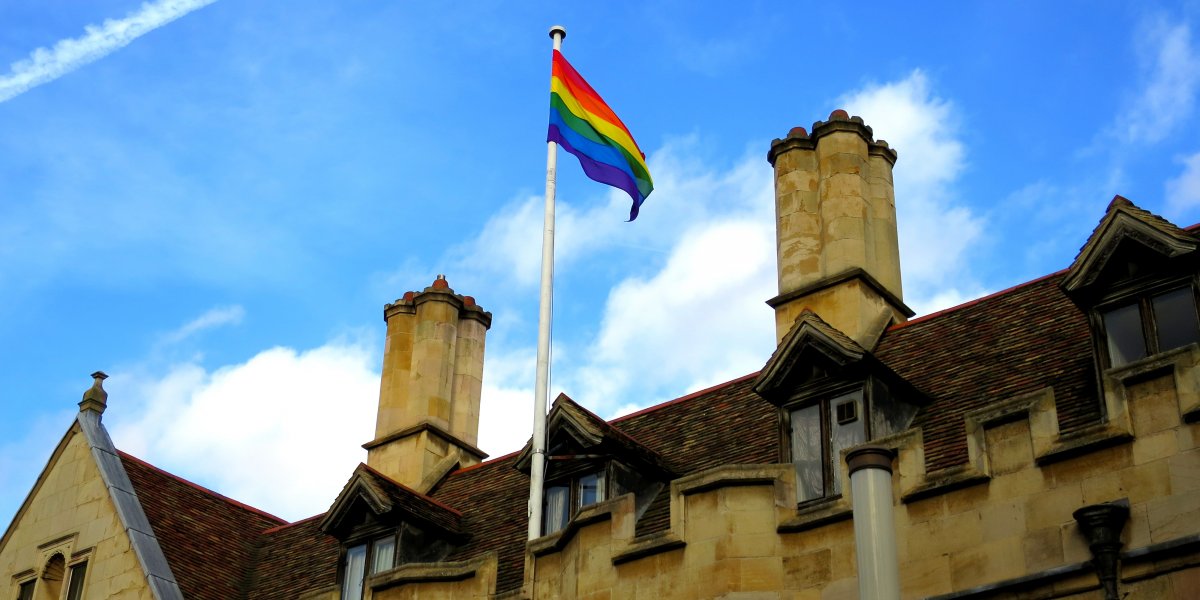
[4,1,1200,525]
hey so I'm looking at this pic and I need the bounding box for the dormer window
[1101,285,1200,367]
[789,389,866,503]
[342,533,397,600]
[543,468,607,534]
[786,381,916,504]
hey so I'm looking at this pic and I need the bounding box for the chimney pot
[788,126,809,138]
[829,109,850,120]
[432,275,450,290]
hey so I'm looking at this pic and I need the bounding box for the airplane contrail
[0,0,219,104]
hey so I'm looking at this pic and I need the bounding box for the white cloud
[161,305,245,344]
[108,338,379,521]
[444,136,770,295]
[1114,18,1200,144]
[473,345,537,457]
[1166,152,1200,218]
[840,69,984,314]
[0,0,218,103]
[570,219,776,412]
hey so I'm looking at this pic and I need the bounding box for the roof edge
[117,450,287,525]
[76,410,184,600]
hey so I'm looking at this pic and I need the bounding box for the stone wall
[361,363,1199,599]
[0,426,152,600]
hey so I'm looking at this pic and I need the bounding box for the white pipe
[847,446,901,600]
[528,24,566,542]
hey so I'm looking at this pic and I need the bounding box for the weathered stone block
[1025,483,1082,530]
[1022,526,1063,568]
[783,548,831,589]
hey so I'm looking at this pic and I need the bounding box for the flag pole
[528,24,566,541]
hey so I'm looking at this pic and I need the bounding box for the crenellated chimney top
[765,111,912,348]
[366,275,492,490]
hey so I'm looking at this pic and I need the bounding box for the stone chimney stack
[365,275,491,489]
[765,110,912,347]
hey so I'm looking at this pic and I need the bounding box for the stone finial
[79,371,109,414]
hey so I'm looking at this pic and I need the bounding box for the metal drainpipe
[846,446,901,600]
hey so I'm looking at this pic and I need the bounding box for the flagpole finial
[548,25,566,41]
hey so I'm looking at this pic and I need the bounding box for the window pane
[1102,303,1147,366]
[830,391,866,495]
[543,484,570,534]
[577,471,605,507]
[1152,288,1200,352]
[370,536,395,575]
[65,562,87,600]
[17,581,34,600]
[790,404,824,502]
[342,544,367,600]
[870,380,918,439]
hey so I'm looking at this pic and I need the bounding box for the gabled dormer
[1062,196,1200,370]
[515,394,674,536]
[319,463,467,600]
[754,310,924,504]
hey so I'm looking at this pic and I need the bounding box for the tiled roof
[875,272,1099,472]
[245,517,339,600]
[355,464,465,535]
[120,452,288,600]
[428,457,530,592]
[119,250,1124,598]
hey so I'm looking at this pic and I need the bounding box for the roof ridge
[118,450,287,525]
[447,449,521,476]
[357,463,464,516]
[611,371,760,423]
[887,268,1068,332]
[260,513,325,535]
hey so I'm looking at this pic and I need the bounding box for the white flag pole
[528,24,566,541]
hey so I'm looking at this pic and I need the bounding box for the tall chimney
[765,110,912,346]
[364,275,491,489]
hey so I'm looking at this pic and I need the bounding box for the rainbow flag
[548,49,653,221]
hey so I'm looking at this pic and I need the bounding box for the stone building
[3,112,1200,599]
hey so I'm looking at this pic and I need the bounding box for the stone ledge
[925,561,1091,600]
[611,531,686,565]
[1121,533,1200,583]
[777,498,852,533]
[674,464,785,497]
[900,465,989,504]
[765,267,914,319]
[369,553,493,590]
[361,420,488,461]
[528,496,624,558]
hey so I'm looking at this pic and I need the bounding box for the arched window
[37,554,65,600]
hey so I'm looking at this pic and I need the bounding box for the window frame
[338,529,400,600]
[782,381,871,506]
[64,560,87,600]
[1093,278,1200,370]
[14,579,34,600]
[541,463,610,535]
